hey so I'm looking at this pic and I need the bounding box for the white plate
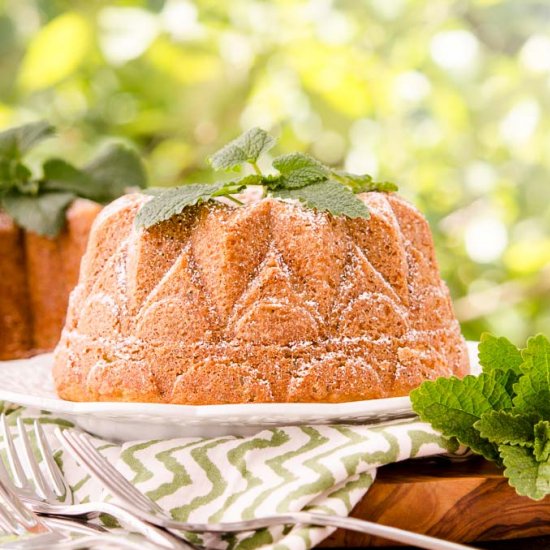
[0,342,479,441]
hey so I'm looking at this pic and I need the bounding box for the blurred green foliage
[0,0,549,343]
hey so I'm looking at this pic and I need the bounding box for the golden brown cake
[0,212,32,359]
[25,199,103,352]
[0,199,102,359]
[53,191,469,404]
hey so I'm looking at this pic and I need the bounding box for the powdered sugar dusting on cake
[53,193,469,404]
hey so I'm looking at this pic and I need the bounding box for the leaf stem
[225,195,244,205]
[250,161,262,176]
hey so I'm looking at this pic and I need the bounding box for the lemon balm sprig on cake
[0,121,146,236]
[135,127,398,228]
[411,333,550,501]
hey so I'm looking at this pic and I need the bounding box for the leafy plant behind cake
[0,121,147,236]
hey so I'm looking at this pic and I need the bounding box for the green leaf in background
[474,411,538,447]
[2,191,75,237]
[83,143,147,203]
[0,122,146,236]
[513,334,550,418]
[271,152,329,189]
[209,127,276,171]
[0,121,54,158]
[18,12,91,91]
[43,144,146,204]
[0,162,34,195]
[478,333,523,376]
[534,421,550,462]
[410,374,514,462]
[42,158,95,197]
[499,444,550,501]
[331,170,398,194]
[135,182,244,228]
[272,179,371,219]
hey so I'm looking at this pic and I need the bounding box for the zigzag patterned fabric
[1,405,460,549]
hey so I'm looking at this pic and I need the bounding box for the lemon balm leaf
[135,181,246,228]
[2,191,75,236]
[478,333,523,376]
[272,180,371,219]
[209,128,276,171]
[474,411,538,447]
[500,445,550,500]
[410,374,514,462]
[513,334,550,418]
[272,152,329,188]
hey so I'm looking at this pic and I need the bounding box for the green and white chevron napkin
[2,405,461,550]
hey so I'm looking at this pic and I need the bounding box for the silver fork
[0,415,191,550]
[58,427,478,550]
[0,467,148,549]
[0,470,58,542]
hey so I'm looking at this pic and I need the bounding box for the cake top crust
[65,191,448,347]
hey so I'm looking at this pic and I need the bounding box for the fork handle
[28,501,191,550]
[152,510,477,550]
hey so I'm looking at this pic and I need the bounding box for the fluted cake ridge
[53,192,469,404]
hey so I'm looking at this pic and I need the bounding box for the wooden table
[321,456,550,547]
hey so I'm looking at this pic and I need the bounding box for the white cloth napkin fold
[6,406,460,550]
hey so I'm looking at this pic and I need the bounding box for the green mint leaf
[2,190,75,236]
[272,180,370,219]
[0,121,55,159]
[332,170,398,193]
[474,411,538,447]
[135,182,243,229]
[0,158,34,195]
[0,121,52,160]
[142,187,167,196]
[83,143,147,203]
[209,128,276,171]
[272,153,329,189]
[499,444,550,500]
[42,158,95,198]
[0,158,12,184]
[513,334,550,419]
[410,374,514,462]
[491,365,522,398]
[478,333,523,376]
[534,420,550,462]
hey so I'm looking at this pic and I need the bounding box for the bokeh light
[0,0,549,343]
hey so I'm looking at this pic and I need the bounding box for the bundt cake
[0,199,102,359]
[53,191,469,404]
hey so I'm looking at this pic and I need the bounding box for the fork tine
[56,429,131,502]
[33,421,66,498]
[78,433,163,513]
[0,502,19,535]
[1,414,28,488]
[77,433,159,511]
[0,479,39,530]
[56,429,161,513]
[0,456,21,496]
[16,418,55,501]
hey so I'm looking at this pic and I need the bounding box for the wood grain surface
[320,456,550,547]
